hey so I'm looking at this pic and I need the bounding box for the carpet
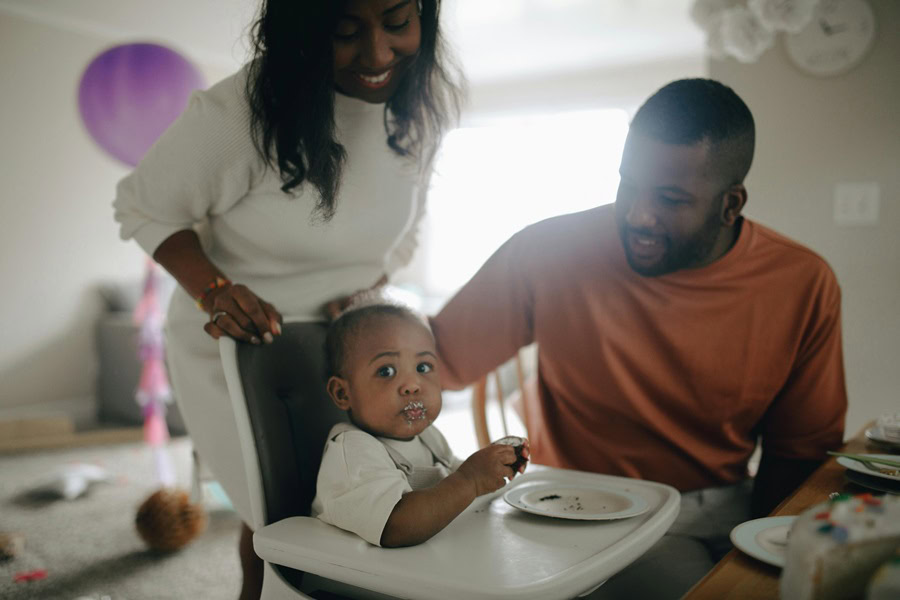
[0,437,242,600]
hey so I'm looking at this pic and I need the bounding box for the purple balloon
[78,43,205,166]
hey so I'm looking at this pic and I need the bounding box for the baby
[311,303,529,547]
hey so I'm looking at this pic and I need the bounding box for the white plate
[503,481,649,521]
[837,454,900,482]
[865,426,900,448]
[730,516,796,568]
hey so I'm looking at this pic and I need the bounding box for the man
[431,79,846,598]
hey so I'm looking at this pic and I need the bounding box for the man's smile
[625,230,666,259]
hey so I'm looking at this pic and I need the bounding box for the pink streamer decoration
[144,412,170,446]
[134,258,175,486]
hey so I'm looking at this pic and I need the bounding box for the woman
[113,0,463,596]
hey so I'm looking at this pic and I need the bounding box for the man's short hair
[630,78,756,185]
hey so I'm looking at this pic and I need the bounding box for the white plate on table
[865,426,900,449]
[503,481,649,521]
[730,516,796,568]
[836,454,900,482]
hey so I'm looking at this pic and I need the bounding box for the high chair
[221,320,680,600]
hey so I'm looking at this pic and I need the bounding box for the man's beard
[621,208,723,277]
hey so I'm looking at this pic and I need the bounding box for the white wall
[709,0,900,439]
[464,56,707,118]
[0,12,229,422]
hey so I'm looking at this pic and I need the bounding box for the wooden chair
[471,348,534,448]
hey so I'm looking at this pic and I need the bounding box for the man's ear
[327,376,352,411]
[720,184,747,226]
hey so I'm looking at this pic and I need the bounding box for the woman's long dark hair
[246,0,465,220]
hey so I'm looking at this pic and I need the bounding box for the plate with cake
[730,516,796,568]
[503,481,649,521]
[836,453,900,482]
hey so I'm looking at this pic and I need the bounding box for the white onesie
[311,422,463,546]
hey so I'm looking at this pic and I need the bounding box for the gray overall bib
[329,422,454,490]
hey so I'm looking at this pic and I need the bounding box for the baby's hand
[492,436,530,474]
[456,445,517,497]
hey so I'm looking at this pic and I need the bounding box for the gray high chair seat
[221,320,356,598]
[230,320,344,526]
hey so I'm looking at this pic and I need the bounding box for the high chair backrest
[220,320,348,531]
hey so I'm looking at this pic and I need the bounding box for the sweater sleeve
[431,229,536,390]
[112,68,259,256]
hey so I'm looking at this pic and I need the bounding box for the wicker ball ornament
[135,488,207,551]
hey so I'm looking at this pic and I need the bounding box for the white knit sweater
[113,65,428,320]
[112,65,434,522]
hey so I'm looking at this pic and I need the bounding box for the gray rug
[0,438,242,600]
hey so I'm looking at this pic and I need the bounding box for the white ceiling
[0,0,704,83]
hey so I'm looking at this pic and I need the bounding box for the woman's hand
[151,230,283,345]
[322,274,389,321]
[202,282,282,344]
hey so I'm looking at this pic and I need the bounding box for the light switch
[834,182,880,226]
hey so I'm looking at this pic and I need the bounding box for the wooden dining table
[683,422,898,599]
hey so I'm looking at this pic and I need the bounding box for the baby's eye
[417,362,433,374]
[376,365,396,378]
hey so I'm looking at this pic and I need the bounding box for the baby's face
[340,315,442,440]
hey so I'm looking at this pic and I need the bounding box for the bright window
[423,108,630,297]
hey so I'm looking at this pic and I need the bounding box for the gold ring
[211,311,228,324]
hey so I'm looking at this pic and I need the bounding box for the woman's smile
[332,0,422,103]
[356,68,393,89]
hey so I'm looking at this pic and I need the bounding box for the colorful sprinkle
[814,511,830,520]
[13,569,48,583]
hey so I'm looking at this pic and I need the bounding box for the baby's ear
[326,376,351,411]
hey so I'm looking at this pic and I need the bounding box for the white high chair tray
[254,466,680,600]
